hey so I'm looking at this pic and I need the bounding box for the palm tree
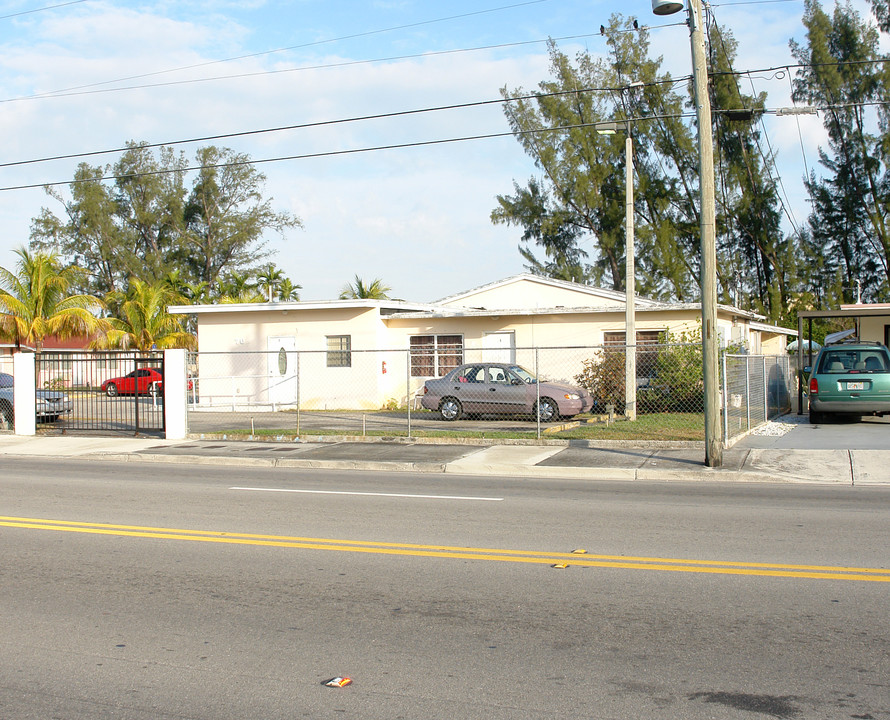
[96,278,196,351]
[256,263,284,302]
[217,271,254,300]
[277,278,301,301]
[0,247,108,350]
[339,275,391,300]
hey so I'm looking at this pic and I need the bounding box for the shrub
[575,328,704,415]
[651,329,704,413]
[574,349,626,414]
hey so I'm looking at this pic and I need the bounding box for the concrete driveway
[737,412,890,450]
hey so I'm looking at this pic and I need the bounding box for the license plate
[846,381,865,390]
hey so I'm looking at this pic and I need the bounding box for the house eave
[168,299,439,315]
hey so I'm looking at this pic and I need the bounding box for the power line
[4,21,688,105]
[711,0,801,6]
[0,111,696,193]
[0,0,88,20]
[3,34,601,104]
[708,14,805,240]
[0,77,693,170]
[20,0,559,98]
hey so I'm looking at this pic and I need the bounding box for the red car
[102,368,164,397]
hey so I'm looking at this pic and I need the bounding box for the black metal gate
[36,352,165,436]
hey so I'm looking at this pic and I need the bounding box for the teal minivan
[807,342,890,423]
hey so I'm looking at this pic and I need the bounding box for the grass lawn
[205,412,704,443]
[554,413,704,441]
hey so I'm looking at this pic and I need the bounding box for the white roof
[168,298,437,315]
[168,273,774,325]
[434,273,662,308]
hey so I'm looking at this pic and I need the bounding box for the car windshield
[508,365,537,384]
[0,373,12,388]
[817,349,890,374]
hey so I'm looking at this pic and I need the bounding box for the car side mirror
[511,378,522,386]
[803,366,812,374]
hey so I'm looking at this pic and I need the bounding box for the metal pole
[745,355,751,431]
[688,0,722,466]
[763,356,768,421]
[296,351,301,436]
[797,314,803,414]
[406,350,411,438]
[535,348,541,441]
[722,352,728,441]
[625,131,637,422]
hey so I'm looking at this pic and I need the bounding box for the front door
[482,332,516,364]
[267,336,297,407]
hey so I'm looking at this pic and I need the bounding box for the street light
[653,0,723,467]
[596,114,637,421]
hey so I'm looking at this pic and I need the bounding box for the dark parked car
[420,362,594,422]
[0,371,73,428]
[806,341,890,423]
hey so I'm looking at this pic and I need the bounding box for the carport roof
[798,304,890,319]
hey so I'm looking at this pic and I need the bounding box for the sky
[0,0,877,303]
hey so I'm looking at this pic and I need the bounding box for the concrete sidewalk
[0,433,886,485]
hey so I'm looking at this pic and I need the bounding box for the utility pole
[624,130,636,421]
[688,0,722,466]
[654,0,723,466]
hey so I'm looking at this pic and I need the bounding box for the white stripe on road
[230,486,503,501]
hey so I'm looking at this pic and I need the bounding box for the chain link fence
[722,354,794,442]
[186,343,714,441]
[2,346,793,442]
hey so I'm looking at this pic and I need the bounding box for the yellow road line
[1,515,888,582]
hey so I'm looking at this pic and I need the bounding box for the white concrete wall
[164,349,188,439]
[13,352,35,436]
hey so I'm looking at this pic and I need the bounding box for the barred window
[326,335,351,367]
[410,335,463,377]
[604,330,664,378]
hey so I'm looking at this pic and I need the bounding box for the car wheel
[439,397,462,421]
[0,401,11,430]
[105,383,118,397]
[149,382,161,397]
[535,397,558,423]
[809,410,825,424]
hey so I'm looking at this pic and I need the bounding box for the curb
[187,432,705,450]
[82,450,860,485]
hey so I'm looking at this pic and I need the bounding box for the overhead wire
[0,0,88,20]
[0,77,694,170]
[707,7,805,240]
[785,72,811,179]
[4,21,688,105]
[0,109,697,193]
[28,0,561,97]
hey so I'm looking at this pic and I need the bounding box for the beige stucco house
[170,274,797,410]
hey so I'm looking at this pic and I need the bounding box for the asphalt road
[1,459,888,719]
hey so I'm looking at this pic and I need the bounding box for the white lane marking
[230,486,503,501]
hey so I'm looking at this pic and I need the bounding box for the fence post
[535,348,541,441]
[296,350,301,436]
[406,349,411,439]
[721,352,728,442]
[745,355,751,430]
[763,356,768,421]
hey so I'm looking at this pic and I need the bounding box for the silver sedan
[419,362,594,422]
